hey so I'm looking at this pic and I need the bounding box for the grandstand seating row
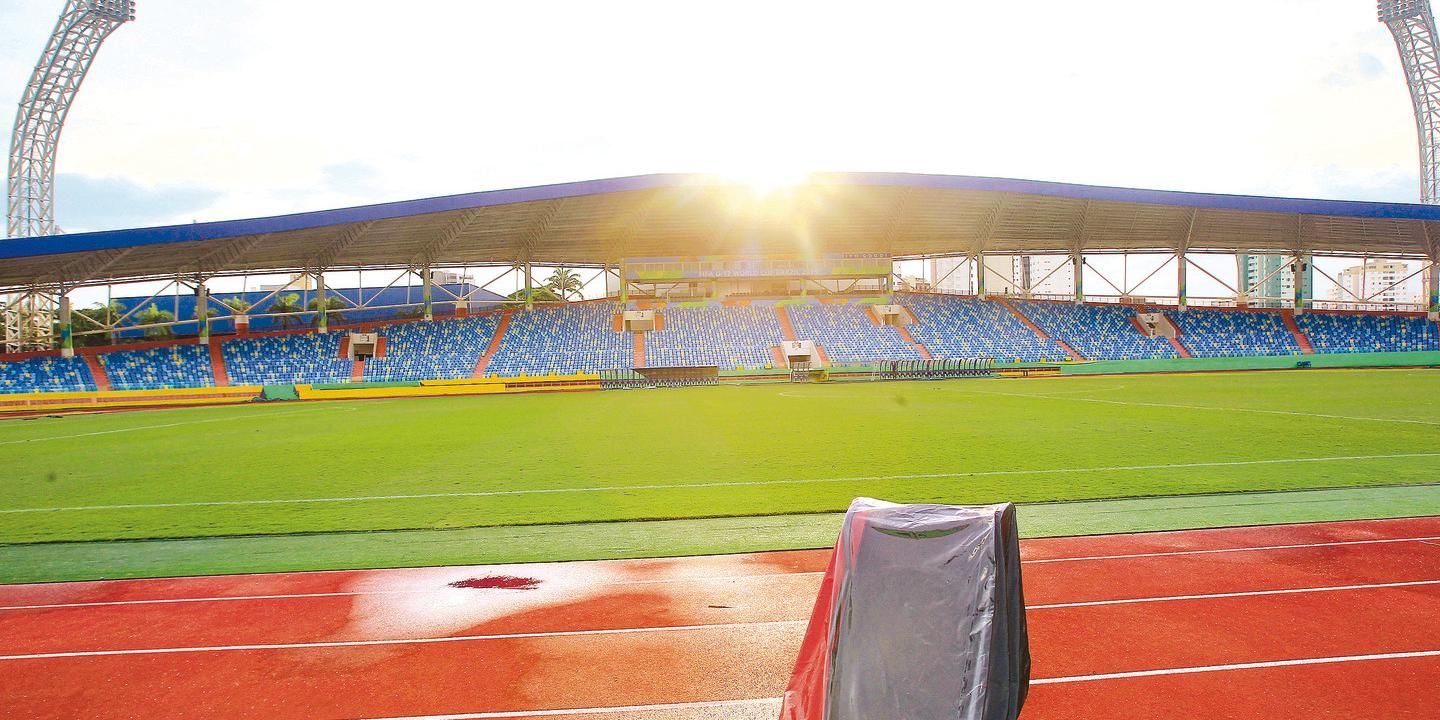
[1,297,1436,393]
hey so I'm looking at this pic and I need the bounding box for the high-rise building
[1239,253,1312,308]
[1014,255,1074,297]
[1328,260,1419,308]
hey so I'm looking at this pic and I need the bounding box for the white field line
[0,571,827,611]
[5,573,1435,615]
[361,649,1440,717]
[1029,649,1440,685]
[1026,579,1440,609]
[1025,535,1440,564]
[5,451,1439,514]
[0,405,355,446]
[358,698,782,720]
[0,619,808,661]
[963,387,1440,427]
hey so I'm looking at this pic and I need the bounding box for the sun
[712,165,814,196]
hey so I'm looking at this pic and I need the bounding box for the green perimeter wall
[1059,350,1440,376]
[721,350,1439,381]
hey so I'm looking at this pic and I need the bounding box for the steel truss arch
[1381,0,1440,205]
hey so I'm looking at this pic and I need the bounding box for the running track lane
[0,517,1437,718]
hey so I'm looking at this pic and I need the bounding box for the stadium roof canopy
[3,172,1439,290]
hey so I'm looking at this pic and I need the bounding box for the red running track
[0,517,1437,719]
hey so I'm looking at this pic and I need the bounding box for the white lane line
[6,575,1431,615]
[360,649,1440,716]
[359,698,782,719]
[0,405,354,446]
[1027,579,1440,610]
[0,619,807,661]
[0,571,827,612]
[1026,535,1440,564]
[6,451,1439,514]
[1030,649,1440,685]
[963,387,1440,427]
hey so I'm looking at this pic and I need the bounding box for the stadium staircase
[208,339,230,387]
[775,305,798,342]
[1128,313,1193,358]
[1282,311,1316,355]
[1166,336,1192,358]
[632,330,645,368]
[82,354,111,391]
[471,309,513,377]
[893,323,933,360]
[997,298,1086,361]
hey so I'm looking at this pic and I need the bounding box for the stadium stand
[222,333,353,386]
[901,294,1064,362]
[644,302,783,369]
[0,355,97,393]
[1017,300,1177,360]
[100,344,216,390]
[1168,308,1300,358]
[1296,312,1440,354]
[486,302,633,375]
[364,315,501,381]
[785,301,921,364]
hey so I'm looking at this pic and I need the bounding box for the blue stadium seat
[100,344,215,390]
[0,355,96,393]
[364,315,500,381]
[222,333,352,385]
[1017,300,1176,360]
[785,301,921,364]
[1296,312,1439,354]
[487,303,632,376]
[645,302,784,370]
[901,294,1064,362]
[1168,308,1299,357]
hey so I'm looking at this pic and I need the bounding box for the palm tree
[545,268,584,301]
[222,297,253,315]
[133,303,175,339]
[268,293,304,329]
[307,297,348,326]
[70,302,125,346]
[507,286,561,304]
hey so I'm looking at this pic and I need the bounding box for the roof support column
[1071,251,1084,303]
[1291,254,1308,316]
[58,291,73,358]
[196,281,209,343]
[1176,249,1188,310]
[523,262,533,310]
[316,271,328,334]
[422,266,434,321]
[618,260,628,303]
[1427,258,1439,320]
[975,252,986,299]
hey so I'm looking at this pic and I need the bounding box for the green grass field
[3,368,1439,582]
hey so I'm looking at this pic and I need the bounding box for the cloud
[54,174,222,232]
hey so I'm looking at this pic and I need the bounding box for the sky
[0,0,1430,303]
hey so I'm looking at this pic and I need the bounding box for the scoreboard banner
[624,254,891,281]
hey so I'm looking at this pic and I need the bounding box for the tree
[268,293,304,329]
[132,303,175,340]
[70,302,125,347]
[507,286,561,304]
[545,268,584,300]
[222,297,253,315]
[307,297,348,326]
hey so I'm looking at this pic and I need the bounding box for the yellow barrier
[421,372,600,387]
[296,374,601,401]
[293,383,507,401]
[0,386,263,413]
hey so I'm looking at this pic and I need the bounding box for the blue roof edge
[3,172,1436,261]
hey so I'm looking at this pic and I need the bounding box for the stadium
[2,2,1440,720]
